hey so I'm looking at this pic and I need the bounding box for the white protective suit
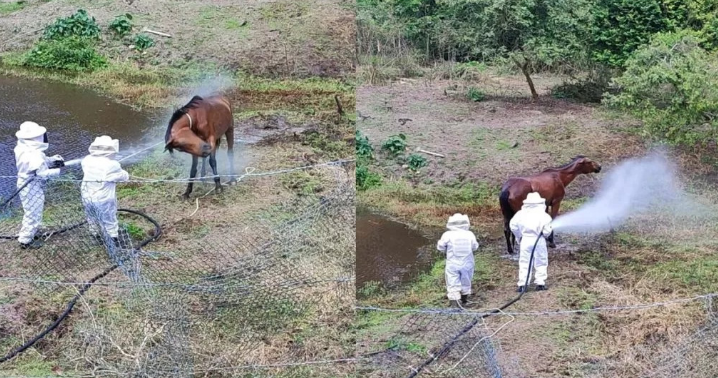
[510,192,553,287]
[14,122,63,245]
[81,136,129,239]
[437,214,479,301]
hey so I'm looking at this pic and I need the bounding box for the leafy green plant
[132,34,155,51]
[604,30,718,146]
[356,130,374,160]
[356,164,382,191]
[467,86,485,102]
[23,36,107,71]
[43,9,100,40]
[109,13,133,37]
[381,134,407,156]
[406,153,428,171]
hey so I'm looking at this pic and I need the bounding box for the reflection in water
[0,75,164,196]
[356,208,434,290]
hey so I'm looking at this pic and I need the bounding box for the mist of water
[551,151,692,234]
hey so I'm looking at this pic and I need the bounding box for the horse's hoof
[182,194,191,200]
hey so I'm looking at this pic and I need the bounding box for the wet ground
[356,207,435,290]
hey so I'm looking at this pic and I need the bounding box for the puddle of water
[0,75,167,196]
[356,207,435,291]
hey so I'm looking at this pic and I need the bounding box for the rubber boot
[536,285,547,291]
[19,239,42,250]
[516,285,527,293]
[460,294,468,305]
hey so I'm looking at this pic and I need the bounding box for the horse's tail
[499,187,514,224]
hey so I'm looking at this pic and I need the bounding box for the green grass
[0,1,26,15]
[648,258,718,293]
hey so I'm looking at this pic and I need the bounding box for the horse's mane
[164,95,204,143]
[542,155,586,172]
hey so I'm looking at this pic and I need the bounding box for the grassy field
[0,1,355,376]
[356,65,718,377]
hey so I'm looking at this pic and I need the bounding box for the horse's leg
[504,219,513,255]
[226,126,236,185]
[209,150,222,193]
[547,200,560,248]
[200,157,207,183]
[183,155,199,199]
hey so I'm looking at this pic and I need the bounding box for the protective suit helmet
[89,135,120,158]
[16,121,47,143]
[522,192,546,210]
[446,213,470,231]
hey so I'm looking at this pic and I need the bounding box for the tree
[439,0,593,100]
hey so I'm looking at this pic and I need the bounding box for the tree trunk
[512,56,539,101]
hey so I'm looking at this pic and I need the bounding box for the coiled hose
[406,232,545,378]
[0,208,162,364]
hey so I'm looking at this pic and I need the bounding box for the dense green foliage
[109,14,133,37]
[42,9,100,40]
[605,30,718,145]
[23,36,107,71]
[381,134,407,156]
[133,34,155,51]
[356,131,382,191]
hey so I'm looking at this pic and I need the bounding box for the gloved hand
[50,154,64,162]
[49,160,64,169]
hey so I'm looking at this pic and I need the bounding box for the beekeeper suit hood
[81,135,129,239]
[88,135,120,158]
[438,213,479,302]
[510,192,553,289]
[446,213,470,231]
[16,121,49,153]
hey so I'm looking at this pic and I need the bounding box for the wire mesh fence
[0,160,355,377]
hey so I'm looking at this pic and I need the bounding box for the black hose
[0,177,34,209]
[0,208,162,365]
[406,232,545,378]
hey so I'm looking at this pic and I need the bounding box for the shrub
[23,36,107,71]
[467,86,485,102]
[604,30,718,146]
[381,134,407,156]
[133,34,155,51]
[43,9,100,40]
[357,164,382,191]
[356,130,374,160]
[109,13,133,37]
[406,153,428,171]
[551,68,616,103]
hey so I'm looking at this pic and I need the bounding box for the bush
[23,36,107,71]
[356,130,374,160]
[604,30,718,146]
[406,153,428,171]
[357,164,382,191]
[43,9,100,40]
[381,134,407,156]
[551,68,615,103]
[466,87,485,102]
[109,13,133,37]
[133,34,155,51]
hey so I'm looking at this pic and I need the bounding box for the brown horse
[499,156,602,254]
[164,94,236,199]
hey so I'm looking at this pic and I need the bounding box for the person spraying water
[510,192,554,292]
[13,122,66,249]
[80,136,130,247]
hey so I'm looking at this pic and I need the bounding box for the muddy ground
[357,71,718,377]
[0,0,355,78]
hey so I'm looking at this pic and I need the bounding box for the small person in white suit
[437,213,479,307]
[80,136,129,247]
[510,192,554,293]
[14,121,65,249]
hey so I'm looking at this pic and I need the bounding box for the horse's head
[164,108,211,158]
[574,156,602,174]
